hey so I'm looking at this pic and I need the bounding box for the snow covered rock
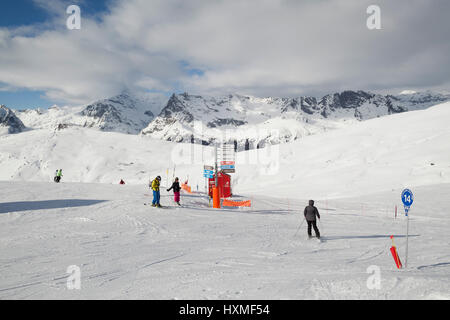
[79,91,160,134]
[10,90,449,143]
[13,91,165,134]
[0,105,26,134]
[141,93,304,148]
[141,90,450,149]
[390,91,449,109]
[13,105,84,131]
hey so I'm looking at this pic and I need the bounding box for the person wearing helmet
[304,200,321,239]
[151,176,162,207]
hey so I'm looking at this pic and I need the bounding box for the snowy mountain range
[141,90,450,150]
[9,91,164,135]
[3,90,449,149]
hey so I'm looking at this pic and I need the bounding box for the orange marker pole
[213,187,220,209]
[390,235,402,269]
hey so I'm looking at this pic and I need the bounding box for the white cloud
[0,0,449,105]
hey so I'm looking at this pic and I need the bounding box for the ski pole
[294,217,306,238]
[318,218,324,234]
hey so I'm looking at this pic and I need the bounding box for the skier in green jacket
[54,169,63,183]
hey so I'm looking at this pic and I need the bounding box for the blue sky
[0,0,201,109]
[0,0,51,109]
[1,0,110,27]
[1,0,111,109]
[1,0,49,27]
[0,87,51,109]
[1,1,50,108]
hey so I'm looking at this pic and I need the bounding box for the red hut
[208,171,232,198]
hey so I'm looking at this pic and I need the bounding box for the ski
[144,203,182,208]
[307,236,324,243]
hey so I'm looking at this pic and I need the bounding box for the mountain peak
[74,91,169,134]
[0,105,26,134]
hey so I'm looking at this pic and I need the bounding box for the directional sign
[203,167,213,178]
[401,188,414,268]
[220,161,235,166]
[221,169,235,174]
[220,165,235,170]
[401,189,414,215]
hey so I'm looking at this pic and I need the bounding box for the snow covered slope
[234,101,450,199]
[0,127,189,184]
[0,181,449,299]
[1,101,450,200]
[13,91,165,134]
[141,91,450,149]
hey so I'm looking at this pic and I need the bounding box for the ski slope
[0,181,449,299]
[1,101,450,299]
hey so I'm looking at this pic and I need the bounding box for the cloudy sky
[0,0,449,109]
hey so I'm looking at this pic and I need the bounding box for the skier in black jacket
[167,177,181,206]
[304,200,321,239]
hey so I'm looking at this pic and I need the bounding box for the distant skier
[54,169,63,183]
[119,179,125,185]
[151,176,162,207]
[304,200,321,239]
[167,177,181,206]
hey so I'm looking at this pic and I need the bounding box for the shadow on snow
[323,234,420,241]
[417,262,450,270]
[0,199,108,214]
[180,204,291,215]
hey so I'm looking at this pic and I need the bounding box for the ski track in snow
[1,103,450,299]
[0,181,449,299]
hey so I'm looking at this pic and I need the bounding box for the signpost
[401,188,414,268]
[221,169,235,174]
[203,169,214,178]
[203,166,214,189]
[214,146,218,187]
[211,143,236,208]
[220,161,235,165]
[221,165,235,173]
[218,144,236,173]
[204,165,214,206]
[220,161,235,173]
[220,165,235,169]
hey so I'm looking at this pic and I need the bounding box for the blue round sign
[401,189,414,207]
